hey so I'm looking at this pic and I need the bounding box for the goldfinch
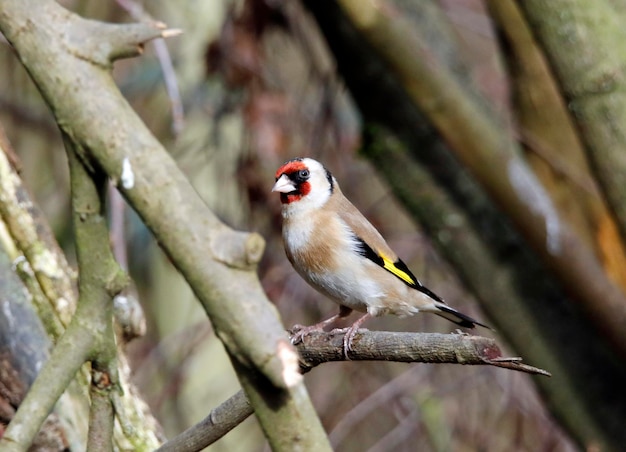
[273,157,488,354]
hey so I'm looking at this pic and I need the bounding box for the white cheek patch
[303,179,330,209]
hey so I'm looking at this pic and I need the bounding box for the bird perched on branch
[273,157,489,356]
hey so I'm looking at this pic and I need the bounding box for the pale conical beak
[272,174,296,193]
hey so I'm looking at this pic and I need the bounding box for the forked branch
[157,330,549,452]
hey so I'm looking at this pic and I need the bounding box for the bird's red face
[272,159,312,204]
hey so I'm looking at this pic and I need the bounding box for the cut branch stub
[209,230,266,269]
[68,15,179,65]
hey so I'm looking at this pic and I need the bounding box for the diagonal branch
[157,330,549,452]
[0,128,162,450]
[0,135,130,451]
[0,1,331,450]
[66,142,128,452]
[0,125,77,330]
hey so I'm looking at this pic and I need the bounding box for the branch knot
[210,230,266,270]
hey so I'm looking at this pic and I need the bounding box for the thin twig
[115,0,185,135]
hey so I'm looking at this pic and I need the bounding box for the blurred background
[3,0,626,451]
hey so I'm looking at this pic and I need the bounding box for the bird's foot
[334,313,372,360]
[289,323,325,345]
[342,326,359,360]
[289,312,347,345]
[329,326,369,360]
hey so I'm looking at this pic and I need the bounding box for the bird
[272,157,489,356]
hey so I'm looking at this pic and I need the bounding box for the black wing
[354,236,446,304]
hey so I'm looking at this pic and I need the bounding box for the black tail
[435,303,491,330]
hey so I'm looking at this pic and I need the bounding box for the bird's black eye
[298,169,310,179]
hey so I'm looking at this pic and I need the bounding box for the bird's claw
[290,332,304,346]
[330,322,370,360]
[332,326,362,360]
[291,322,368,360]
[289,323,323,345]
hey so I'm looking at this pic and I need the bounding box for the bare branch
[156,390,252,452]
[296,331,551,376]
[115,0,185,134]
[159,330,549,452]
[0,310,96,451]
[0,134,129,451]
[0,1,331,450]
[0,128,76,328]
[0,128,161,450]
[87,388,115,452]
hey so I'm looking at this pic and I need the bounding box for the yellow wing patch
[381,254,416,286]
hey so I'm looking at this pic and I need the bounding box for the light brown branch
[158,330,549,452]
[297,331,550,376]
[87,387,115,452]
[0,1,331,450]
[156,389,252,452]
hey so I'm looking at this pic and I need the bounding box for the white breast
[283,214,314,254]
[285,215,385,312]
[308,263,385,312]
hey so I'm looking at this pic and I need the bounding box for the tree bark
[487,0,626,293]
[0,247,75,451]
[302,1,626,450]
[0,1,331,450]
[158,330,549,452]
[518,0,626,246]
[0,128,161,450]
